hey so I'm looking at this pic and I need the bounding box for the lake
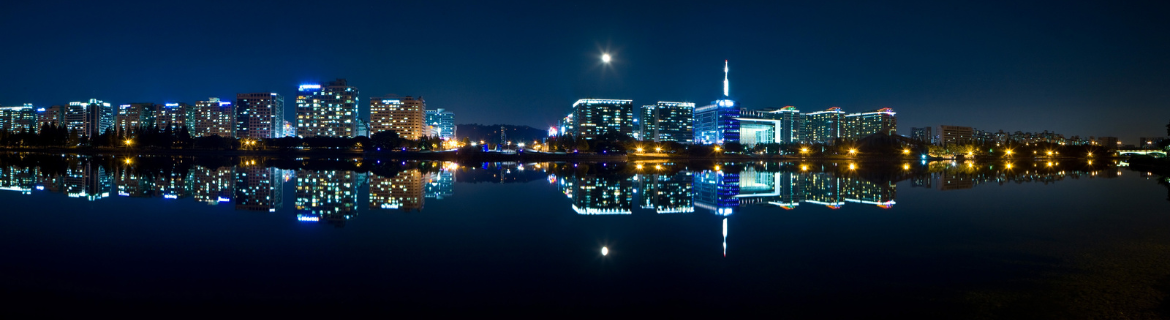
[1,153,1168,317]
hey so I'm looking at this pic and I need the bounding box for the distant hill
[456,124,546,145]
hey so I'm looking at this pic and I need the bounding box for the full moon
[601,53,612,63]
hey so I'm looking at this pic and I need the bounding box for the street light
[714,146,722,152]
[849,149,857,155]
[902,149,910,155]
[601,53,612,63]
[655,147,662,152]
[636,147,643,153]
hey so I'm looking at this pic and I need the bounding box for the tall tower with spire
[692,60,741,145]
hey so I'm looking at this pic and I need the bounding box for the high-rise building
[0,104,36,133]
[938,125,974,145]
[235,92,284,139]
[370,96,425,140]
[736,106,802,145]
[296,79,358,138]
[66,99,114,138]
[36,105,64,132]
[694,61,739,145]
[425,108,455,140]
[192,98,236,138]
[154,103,190,131]
[115,103,158,134]
[800,107,845,144]
[843,108,897,140]
[640,101,694,143]
[910,127,933,144]
[566,99,634,140]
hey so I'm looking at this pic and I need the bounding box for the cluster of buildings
[910,126,1122,148]
[0,79,457,141]
[554,61,898,146]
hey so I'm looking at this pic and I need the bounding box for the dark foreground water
[1,154,1169,317]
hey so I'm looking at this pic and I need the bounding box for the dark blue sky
[1,0,1167,142]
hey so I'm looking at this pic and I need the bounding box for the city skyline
[0,1,1167,143]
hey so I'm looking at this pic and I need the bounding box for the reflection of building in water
[690,168,897,213]
[0,165,36,194]
[296,170,361,224]
[235,166,283,212]
[840,176,896,207]
[191,165,234,205]
[571,175,633,215]
[424,169,454,199]
[113,165,151,197]
[694,171,739,215]
[370,169,425,212]
[152,170,190,200]
[637,172,694,214]
[64,160,110,201]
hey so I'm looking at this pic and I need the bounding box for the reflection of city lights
[848,163,856,170]
[902,164,910,170]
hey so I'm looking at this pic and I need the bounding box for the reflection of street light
[902,164,910,170]
[801,165,808,171]
[848,163,856,170]
[714,165,721,171]
[902,149,910,155]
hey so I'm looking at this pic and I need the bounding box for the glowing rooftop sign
[165,103,179,107]
[298,84,321,91]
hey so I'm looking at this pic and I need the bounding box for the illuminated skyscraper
[694,61,739,145]
[154,103,191,131]
[843,108,896,140]
[566,99,634,140]
[425,108,455,140]
[235,92,284,139]
[369,96,425,140]
[192,98,235,138]
[800,107,845,144]
[115,103,158,133]
[35,105,64,131]
[296,79,359,138]
[640,101,694,143]
[737,106,802,146]
[66,99,113,138]
[0,104,36,133]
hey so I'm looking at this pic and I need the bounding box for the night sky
[1,0,1167,142]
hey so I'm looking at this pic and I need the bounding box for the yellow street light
[902,164,910,170]
[124,139,133,146]
[848,163,856,170]
[654,164,662,170]
[714,146,722,152]
[714,165,721,171]
[800,165,808,171]
[849,149,857,155]
[801,147,809,154]
[1005,149,1013,156]
[902,149,910,155]
[655,147,661,152]
[636,147,644,152]
[636,164,643,170]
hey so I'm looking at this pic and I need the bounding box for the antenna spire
[723,60,729,97]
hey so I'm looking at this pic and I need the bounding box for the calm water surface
[2,154,1169,317]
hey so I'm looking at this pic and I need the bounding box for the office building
[115,103,158,133]
[370,96,425,140]
[800,107,845,144]
[564,99,634,140]
[694,61,739,145]
[911,127,933,144]
[425,108,455,140]
[36,105,64,131]
[296,79,359,138]
[736,106,801,146]
[938,125,974,145]
[192,98,236,138]
[154,103,190,130]
[0,104,37,133]
[640,101,694,143]
[235,92,284,139]
[843,108,897,140]
[66,99,113,138]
